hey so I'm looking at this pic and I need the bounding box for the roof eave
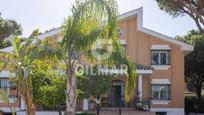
[131,7,194,53]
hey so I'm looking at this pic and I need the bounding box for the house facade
[0,8,193,115]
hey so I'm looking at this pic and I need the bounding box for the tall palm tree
[60,0,137,115]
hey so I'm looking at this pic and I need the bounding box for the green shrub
[185,96,204,113]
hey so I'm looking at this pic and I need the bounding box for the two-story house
[0,7,193,115]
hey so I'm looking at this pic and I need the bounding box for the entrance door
[108,80,125,107]
[112,85,121,107]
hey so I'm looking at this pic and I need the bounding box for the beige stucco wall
[119,16,185,108]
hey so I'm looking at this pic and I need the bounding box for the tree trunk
[64,68,77,115]
[25,95,35,115]
[19,78,35,115]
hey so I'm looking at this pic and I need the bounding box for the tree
[59,0,137,115]
[0,36,51,115]
[176,30,204,98]
[77,69,112,115]
[32,60,66,115]
[155,0,204,33]
[10,37,42,115]
[78,74,112,100]
[0,13,22,48]
[185,39,204,98]
[176,30,203,45]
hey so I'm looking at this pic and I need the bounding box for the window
[0,79,10,97]
[151,50,170,65]
[0,79,17,100]
[151,84,170,100]
[0,79,9,88]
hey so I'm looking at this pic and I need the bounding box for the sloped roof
[0,7,193,52]
[119,7,193,52]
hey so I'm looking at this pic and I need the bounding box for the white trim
[136,70,153,74]
[140,28,193,51]
[83,98,89,111]
[138,74,142,97]
[151,45,171,50]
[0,46,13,53]
[137,9,193,52]
[151,100,170,104]
[100,68,152,75]
[20,98,26,110]
[119,7,193,52]
[151,79,171,84]
[0,107,21,113]
[119,8,142,21]
[0,71,10,78]
[151,65,170,70]
[151,108,184,115]
[37,28,61,40]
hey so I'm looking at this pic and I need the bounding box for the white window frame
[151,84,170,101]
[151,50,170,66]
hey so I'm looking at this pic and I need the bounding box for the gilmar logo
[91,39,113,61]
[74,39,128,76]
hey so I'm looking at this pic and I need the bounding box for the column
[138,74,142,97]
[83,98,89,111]
[20,98,26,109]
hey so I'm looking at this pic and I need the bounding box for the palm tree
[60,0,137,115]
[0,37,52,115]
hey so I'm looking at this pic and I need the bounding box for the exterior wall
[142,76,150,99]
[119,16,185,112]
[151,108,184,115]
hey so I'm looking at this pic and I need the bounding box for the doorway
[109,80,125,107]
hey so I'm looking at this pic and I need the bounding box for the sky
[0,0,197,37]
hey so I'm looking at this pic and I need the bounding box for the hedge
[185,96,204,113]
